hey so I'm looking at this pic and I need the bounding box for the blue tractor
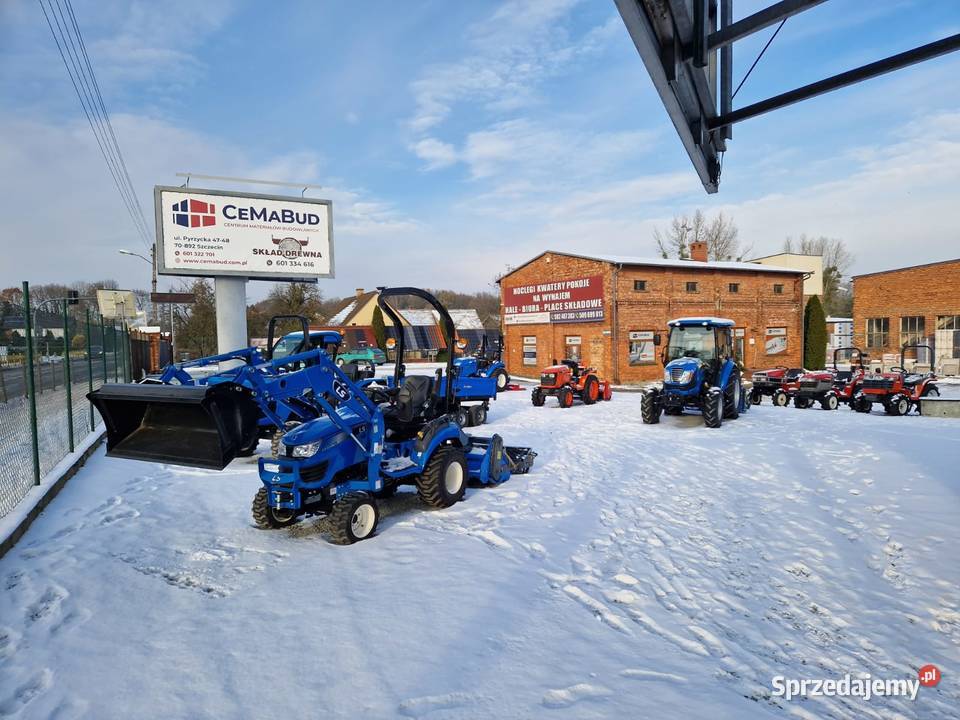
[640,317,747,428]
[88,288,536,544]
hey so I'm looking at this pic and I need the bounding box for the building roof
[325,290,379,326]
[498,250,804,280]
[826,317,852,323]
[448,309,484,330]
[398,309,437,326]
[748,252,818,262]
[851,257,960,279]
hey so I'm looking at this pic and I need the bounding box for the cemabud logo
[772,665,941,702]
[172,198,216,228]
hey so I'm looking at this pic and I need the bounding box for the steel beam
[708,33,960,131]
[708,0,827,51]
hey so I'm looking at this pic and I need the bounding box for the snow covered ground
[1,381,958,719]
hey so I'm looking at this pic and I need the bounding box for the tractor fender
[415,419,464,458]
[716,360,737,393]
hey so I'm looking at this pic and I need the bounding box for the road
[0,356,121,402]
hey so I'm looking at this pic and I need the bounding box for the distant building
[826,317,853,357]
[749,253,823,301]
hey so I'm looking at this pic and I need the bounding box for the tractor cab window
[271,336,303,361]
[716,328,733,360]
[666,326,716,361]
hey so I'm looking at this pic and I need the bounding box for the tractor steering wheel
[890,366,906,374]
[365,384,399,404]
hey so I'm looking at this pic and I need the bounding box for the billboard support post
[215,277,248,364]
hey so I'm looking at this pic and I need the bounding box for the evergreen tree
[371,305,387,351]
[803,295,827,369]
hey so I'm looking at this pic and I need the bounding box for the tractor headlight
[291,441,321,458]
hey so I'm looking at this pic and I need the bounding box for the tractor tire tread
[416,446,467,508]
[327,492,378,545]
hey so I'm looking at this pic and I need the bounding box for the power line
[37,0,153,250]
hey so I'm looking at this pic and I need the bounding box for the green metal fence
[0,281,132,518]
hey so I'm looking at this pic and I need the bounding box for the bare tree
[655,210,750,261]
[782,234,854,316]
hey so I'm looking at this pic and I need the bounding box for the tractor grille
[752,372,767,383]
[300,461,330,483]
[540,373,556,386]
[668,367,686,383]
[861,377,894,390]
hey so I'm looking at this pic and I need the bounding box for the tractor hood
[281,407,366,448]
[663,357,702,385]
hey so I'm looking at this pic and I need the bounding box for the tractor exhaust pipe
[88,383,261,470]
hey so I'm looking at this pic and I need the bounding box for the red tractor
[792,347,867,410]
[532,359,613,408]
[853,344,939,415]
[750,366,806,406]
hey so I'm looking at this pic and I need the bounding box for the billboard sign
[503,275,604,325]
[155,186,333,281]
[96,289,139,319]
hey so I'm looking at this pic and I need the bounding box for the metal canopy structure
[614,0,960,193]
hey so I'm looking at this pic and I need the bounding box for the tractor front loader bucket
[88,383,261,470]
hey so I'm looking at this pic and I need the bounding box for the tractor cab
[662,317,734,389]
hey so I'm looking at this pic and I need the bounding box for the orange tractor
[532,360,613,408]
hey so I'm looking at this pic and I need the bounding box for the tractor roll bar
[899,343,934,368]
[832,346,865,370]
[266,315,310,359]
[376,287,456,412]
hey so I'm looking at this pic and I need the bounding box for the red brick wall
[852,259,960,358]
[500,252,805,383]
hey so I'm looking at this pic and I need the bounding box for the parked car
[337,343,386,366]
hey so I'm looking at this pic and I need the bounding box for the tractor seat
[833,371,853,383]
[382,374,435,427]
[561,359,580,377]
[902,374,923,387]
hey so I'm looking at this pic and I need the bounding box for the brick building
[498,246,806,384]
[852,258,960,370]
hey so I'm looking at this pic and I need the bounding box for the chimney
[689,241,708,263]
[355,288,364,298]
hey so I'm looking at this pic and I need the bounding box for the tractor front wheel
[918,386,939,414]
[531,387,545,407]
[558,387,574,408]
[854,395,872,413]
[328,493,379,544]
[493,369,509,391]
[773,390,789,407]
[723,376,740,419]
[794,397,810,409]
[417,446,467,508]
[703,389,723,428]
[582,376,599,405]
[888,394,909,416]
[252,487,300,530]
[821,393,839,410]
[640,390,661,424]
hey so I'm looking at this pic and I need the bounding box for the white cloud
[410,138,458,170]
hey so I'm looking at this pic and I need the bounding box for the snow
[1,386,959,718]
[398,309,438,327]
[448,309,485,331]
[326,300,357,326]
[519,250,802,275]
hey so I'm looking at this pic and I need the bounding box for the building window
[522,336,537,366]
[728,283,739,293]
[628,331,656,366]
[773,283,784,295]
[937,315,960,330]
[633,279,647,292]
[866,318,889,349]
[565,335,581,362]
[686,281,698,293]
[900,316,925,347]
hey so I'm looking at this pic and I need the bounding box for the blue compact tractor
[640,317,747,428]
[88,288,536,544]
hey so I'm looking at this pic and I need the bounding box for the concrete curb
[0,427,105,560]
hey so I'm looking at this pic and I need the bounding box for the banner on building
[765,327,787,354]
[503,275,604,325]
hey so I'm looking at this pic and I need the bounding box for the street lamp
[118,246,157,321]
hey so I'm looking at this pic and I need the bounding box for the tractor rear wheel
[328,493,379,544]
[558,387,574,408]
[582,376,599,405]
[889,394,909,416]
[252,487,300,529]
[918,386,939,414]
[493,369,509,391]
[703,389,723,428]
[821,393,839,410]
[723,376,740,419]
[793,397,810,409]
[417,446,467,508]
[854,396,872,413]
[773,390,789,407]
[531,387,545,406]
[640,390,661,424]
[750,389,763,405]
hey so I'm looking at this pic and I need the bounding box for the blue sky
[1,0,958,300]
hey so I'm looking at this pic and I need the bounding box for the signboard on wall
[628,330,656,365]
[765,327,787,354]
[155,186,334,281]
[503,275,604,324]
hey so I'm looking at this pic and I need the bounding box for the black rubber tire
[750,389,763,405]
[582,376,599,405]
[327,493,379,544]
[821,393,839,411]
[640,391,661,424]
[723,376,740,419]
[237,434,260,457]
[417,446,467,508]
[889,394,908,416]
[251,487,299,529]
[493,369,509,391]
[271,421,301,458]
[773,390,789,407]
[557,387,574,408]
[454,406,471,428]
[531,388,545,407]
[703,389,723,428]
[470,404,488,426]
[855,396,872,413]
[794,397,810,410]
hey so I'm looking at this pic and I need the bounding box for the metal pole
[0,356,6,403]
[22,282,41,485]
[113,323,119,382]
[151,244,158,323]
[86,308,94,431]
[100,313,107,382]
[62,299,74,452]
[215,277,248,369]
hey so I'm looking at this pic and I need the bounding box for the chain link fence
[0,281,132,518]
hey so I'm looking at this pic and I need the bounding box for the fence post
[0,356,6,403]
[113,323,119,382]
[62,299,74,453]
[86,308,94,431]
[124,324,132,382]
[100,314,107,382]
[22,282,41,486]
